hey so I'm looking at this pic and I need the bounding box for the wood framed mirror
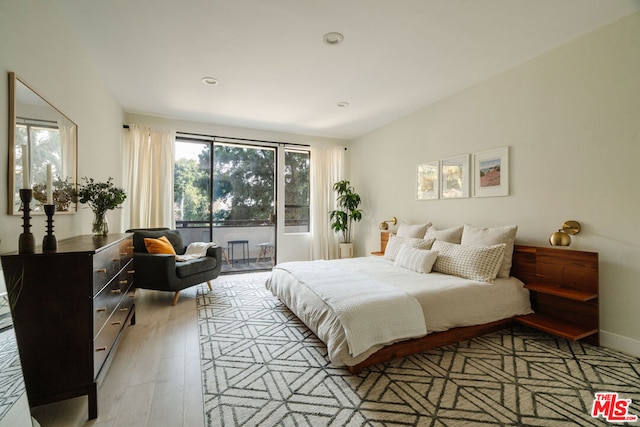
[8,72,78,215]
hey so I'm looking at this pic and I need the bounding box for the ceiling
[52,0,640,140]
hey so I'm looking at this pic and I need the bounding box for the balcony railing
[174,220,276,273]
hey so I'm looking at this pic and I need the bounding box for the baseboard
[600,330,640,358]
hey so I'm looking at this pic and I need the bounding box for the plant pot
[339,243,353,259]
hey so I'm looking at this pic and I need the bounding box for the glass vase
[92,210,109,236]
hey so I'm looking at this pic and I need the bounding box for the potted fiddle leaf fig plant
[329,180,363,258]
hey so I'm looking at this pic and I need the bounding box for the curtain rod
[176,131,310,148]
[123,125,312,149]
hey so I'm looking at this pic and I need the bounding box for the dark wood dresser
[0,233,136,419]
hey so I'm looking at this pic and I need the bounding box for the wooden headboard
[377,232,598,287]
[377,231,600,344]
[511,245,599,288]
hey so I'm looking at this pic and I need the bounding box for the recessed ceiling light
[337,101,349,108]
[201,76,219,86]
[323,32,344,46]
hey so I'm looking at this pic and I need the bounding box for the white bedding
[274,260,427,358]
[265,256,533,367]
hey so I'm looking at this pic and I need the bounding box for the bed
[266,256,532,367]
[265,229,598,374]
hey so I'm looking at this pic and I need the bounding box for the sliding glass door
[174,139,277,273]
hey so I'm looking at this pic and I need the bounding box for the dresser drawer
[119,238,134,265]
[93,317,120,377]
[93,278,122,335]
[120,259,135,292]
[93,297,134,377]
[92,244,121,295]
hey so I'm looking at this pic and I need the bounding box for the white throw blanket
[176,242,217,262]
[274,260,427,358]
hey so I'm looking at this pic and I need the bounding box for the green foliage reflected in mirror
[8,72,78,215]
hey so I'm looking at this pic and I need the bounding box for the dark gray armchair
[128,228,222,305]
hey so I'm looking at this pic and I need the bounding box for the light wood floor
[30,285,206,427]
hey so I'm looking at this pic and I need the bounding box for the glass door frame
[174,133,310,272]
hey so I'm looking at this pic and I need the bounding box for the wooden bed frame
[345,235,599,374]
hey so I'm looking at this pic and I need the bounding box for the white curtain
[310,145,345,260]
[123,124,175,229]
[57,116,77,183]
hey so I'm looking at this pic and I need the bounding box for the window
[284,149,310,233]
[14,120,62,212]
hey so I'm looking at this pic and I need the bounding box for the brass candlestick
[43,204,57,253]
[19,189,35,254]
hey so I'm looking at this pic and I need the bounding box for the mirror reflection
[9,72,78,215]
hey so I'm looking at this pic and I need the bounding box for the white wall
[350,12,640,356]
[0,0,125,253]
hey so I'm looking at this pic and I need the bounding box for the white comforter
[265,256,532,367]
[274,260,427,358]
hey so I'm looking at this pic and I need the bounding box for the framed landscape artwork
[441,154,469,198]
[473,146,509,197]
[416,161,439,200]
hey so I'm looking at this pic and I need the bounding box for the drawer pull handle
[128,246,134,250]
[96,307,107,312]
[95,346,107,352]
[128,270,135,274]
[119,307,129,312]
[111,321,122,326]
[112,258,120,262]
[120,252,127,256]
[111,289,122,294]
[95,268,107,273]
[119,280,127,285]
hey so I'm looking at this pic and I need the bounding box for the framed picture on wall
[416,161,439,200]
[441,154,469,198]
[473,146,509,197]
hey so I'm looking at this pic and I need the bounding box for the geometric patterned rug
[0,328,26,420]
[198,273,640,426]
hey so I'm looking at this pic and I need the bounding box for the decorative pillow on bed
[431,240,506,282]
[424,225,464,243]
[460,224,517,278]
[394,246,438,274]
[396,222,431,238]
[384,235,435,261]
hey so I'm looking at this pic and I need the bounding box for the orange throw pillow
[144,236,176,255]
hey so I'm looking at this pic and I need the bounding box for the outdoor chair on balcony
[255,234,275,265]
[127,228,222,305]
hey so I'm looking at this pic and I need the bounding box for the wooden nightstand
[512,246,599,345]
[371,231,389,256]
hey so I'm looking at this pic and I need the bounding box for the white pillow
[384,235,435,261]
[432,240,506,282]
[394,246,438,274]
[396,222,431,238]
[424,225,464,243]
[461,224,517,278]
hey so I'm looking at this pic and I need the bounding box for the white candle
[21,144,29,189]
[46,164,53,204]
